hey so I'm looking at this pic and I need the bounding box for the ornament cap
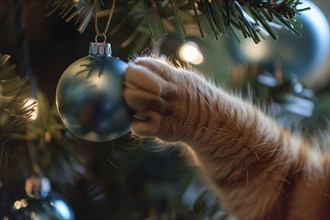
[89,42,112,57]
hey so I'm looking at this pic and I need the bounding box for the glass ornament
[56,41,131,142]
[10,176,75,220]
[228,0,329,78]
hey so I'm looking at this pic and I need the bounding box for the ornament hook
[95,33,107,43]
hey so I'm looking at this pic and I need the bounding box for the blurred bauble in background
[9,176,74,220]
[56,42,131,142]
[229,0,329,79]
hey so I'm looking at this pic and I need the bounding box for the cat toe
[126,63,166,95]
[131,111,161,137]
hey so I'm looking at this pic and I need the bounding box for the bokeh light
[178,41,204,65]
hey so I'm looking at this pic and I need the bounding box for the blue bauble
[228,0,329,78]
[10,176,74,220]
[269,0,329,77]
[11,195,75,220]
[56,43,131,142]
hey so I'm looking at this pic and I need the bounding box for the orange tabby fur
[124,57,330,220]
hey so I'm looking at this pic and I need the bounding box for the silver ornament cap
[89,42,112,57]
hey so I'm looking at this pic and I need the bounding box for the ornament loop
[95,33,107,43]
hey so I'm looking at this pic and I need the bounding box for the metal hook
[95,33,107,43]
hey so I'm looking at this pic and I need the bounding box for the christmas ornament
[10,175,74,220]
[56,39,131,142]
[228,0,329,78]
[56,0,131,142]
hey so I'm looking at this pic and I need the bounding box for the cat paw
[124,57,176,137]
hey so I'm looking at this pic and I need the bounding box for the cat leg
[124,57,327,220]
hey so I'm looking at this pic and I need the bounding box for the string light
[24,98,38,120]
[178,41,204,65]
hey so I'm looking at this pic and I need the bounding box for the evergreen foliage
[47,0,309,43]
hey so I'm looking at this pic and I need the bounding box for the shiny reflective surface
[11,196,74,220]
[229,0,330,77]
[56,56,131,142]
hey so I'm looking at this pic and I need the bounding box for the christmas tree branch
[46,0,308,44]
[0,54,81,184]
[0,54,35,142]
